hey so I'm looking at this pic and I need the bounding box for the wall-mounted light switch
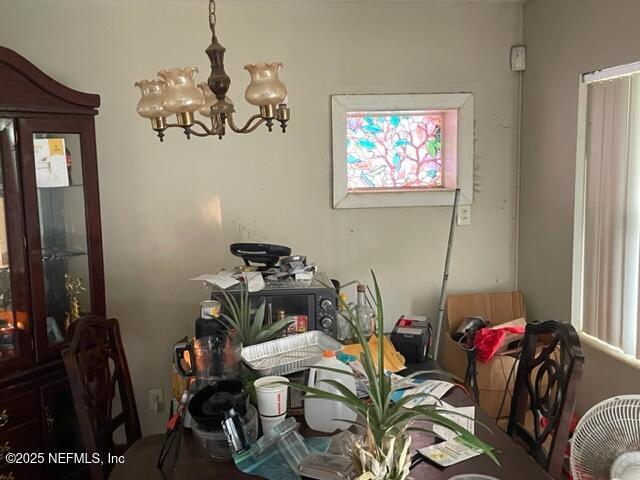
[457,206,472,226]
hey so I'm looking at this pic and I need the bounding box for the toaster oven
[211,272,338,338]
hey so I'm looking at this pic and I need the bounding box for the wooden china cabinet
[0,47,105,479]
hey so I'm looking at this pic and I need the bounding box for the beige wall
[0,0,522,433]
[520,0,640,413]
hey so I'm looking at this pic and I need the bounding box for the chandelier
[134,0,290,141]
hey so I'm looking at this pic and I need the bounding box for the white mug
[254,375,289,417]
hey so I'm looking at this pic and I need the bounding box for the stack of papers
[418,401,479,467]
[190,271,265,292]
[418,437,482,467]
[391,380,455,406]
[191,272,239,289]
[348,362,425,398]
[432,402,475,441]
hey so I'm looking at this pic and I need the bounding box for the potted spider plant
[218,283,294,347]
[218,283,295,403]
[288,271,497,480]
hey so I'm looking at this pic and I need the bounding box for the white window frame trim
[571,61,640,367]
[331,93,474,209]
[571,78,589,334]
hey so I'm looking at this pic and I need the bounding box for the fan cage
[571,395,640,480]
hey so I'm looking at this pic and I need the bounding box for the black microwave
[211,272,338,338]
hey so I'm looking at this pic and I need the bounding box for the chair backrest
[507,320,585,479]
[62,316,142,480]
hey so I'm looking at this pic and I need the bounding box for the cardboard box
[442,292,526,419]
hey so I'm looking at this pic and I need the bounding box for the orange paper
[342,335,406,372]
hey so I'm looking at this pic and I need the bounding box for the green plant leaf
[219,285,300,347]
[219,313,240,332]
[340,304,382,418]
[315,378,366,409]
[384,410,424,432]
[359,344,384,425]
[371,270,386,402]
[390,369,460,392]
[242,286,250,333]
[249,301,266,341]
[286,382,368,417]
[456,435,500,465]
[432,407,493,434]
[406,426,439,436]
[305,364,358,378]
[220,288,240,325]
[390,392,444,410]
[254,317,295,343]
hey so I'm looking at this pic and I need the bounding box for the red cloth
[474,326,525,363]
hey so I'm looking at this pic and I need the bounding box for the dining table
[160,359,553,480]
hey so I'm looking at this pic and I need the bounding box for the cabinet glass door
[0,119,31,373]
[18,117,104,360]
[35,133,91,346]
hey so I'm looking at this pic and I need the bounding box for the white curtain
[582,74,640,359]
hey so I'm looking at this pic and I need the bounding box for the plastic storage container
[234,417,310,476]
[304,351,357,433]
[192,404,258,462]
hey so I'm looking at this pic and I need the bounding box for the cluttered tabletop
[161,243,553,480]
[165,360,552,480]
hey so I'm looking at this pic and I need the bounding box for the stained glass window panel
[346,111,444,191]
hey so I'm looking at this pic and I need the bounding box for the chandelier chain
[209,0,216,35]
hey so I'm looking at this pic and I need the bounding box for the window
[572,61,640,362]
[346,111,444,191]
[332,94,473,208]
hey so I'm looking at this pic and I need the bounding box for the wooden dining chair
[63,315,165,480]
[506,320,585,479]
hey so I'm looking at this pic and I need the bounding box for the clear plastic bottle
[356,283,375,337]
[336,292,353,343]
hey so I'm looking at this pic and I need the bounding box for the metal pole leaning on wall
[433,188,460,361]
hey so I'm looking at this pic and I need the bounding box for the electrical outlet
[457,206,472,226]
[148,388,164,414]
[510,45,526,71]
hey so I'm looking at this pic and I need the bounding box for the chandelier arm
[227,113,266,134]
[189,119,220,136]
[161,121,212,135]
[185,128,212,138]
[155,118,227,138]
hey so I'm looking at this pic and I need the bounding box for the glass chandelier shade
[244,63,288,107]
[158,67,205,114]
[134,79,170,119]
